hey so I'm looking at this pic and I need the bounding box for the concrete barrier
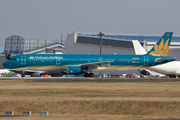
[23,111,31,116]
[6,111,14,116]
[40,111,49,116]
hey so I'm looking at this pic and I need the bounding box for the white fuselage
[0,69,10,74]
[148,61,180,75]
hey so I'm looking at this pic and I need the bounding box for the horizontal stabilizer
[155,58,176,62]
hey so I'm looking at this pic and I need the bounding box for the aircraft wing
[9,69,44,75]
[72,60,116,69]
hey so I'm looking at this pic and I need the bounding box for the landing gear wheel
[84,73,94,77]
[89,73,94,77]
[21,74,25,77]
[40,73,43,77]
[84,73,89,77]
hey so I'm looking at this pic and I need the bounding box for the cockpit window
[10,58,16,61]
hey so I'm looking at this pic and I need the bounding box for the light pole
[97,32,104,77]
[97,32,104,54]
[61,33,63,45]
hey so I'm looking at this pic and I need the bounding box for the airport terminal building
[65,32,180,60]
[4,35,65,54]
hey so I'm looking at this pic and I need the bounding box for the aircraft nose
[3,61,9,68]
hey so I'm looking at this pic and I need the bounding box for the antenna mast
[61,33,63,45]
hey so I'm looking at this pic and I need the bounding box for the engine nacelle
[139,69,151,75]
[31,72,43,77]
[44,70,62,77]
[61,66,85,75]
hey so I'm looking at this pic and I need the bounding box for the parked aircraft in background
[132,37,180,77]
[3,32,175,77]
[0,69,10,74]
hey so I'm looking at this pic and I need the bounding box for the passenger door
[144,56,149,65]
[21,56,26,65]
[56,57,61,65]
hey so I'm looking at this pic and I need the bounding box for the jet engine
[61,66,85,75]
[31,72,43,77]
[139,69,151,75]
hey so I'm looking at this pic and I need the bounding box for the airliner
[132,37,180,77]
[3,32,175,77]
[0,69,10,74]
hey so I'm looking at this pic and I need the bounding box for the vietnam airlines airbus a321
[3,32,175,77]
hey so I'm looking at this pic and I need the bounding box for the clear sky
[0,0,180,47]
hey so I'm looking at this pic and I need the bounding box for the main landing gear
[84,73,94,77]
[21,74,25,77]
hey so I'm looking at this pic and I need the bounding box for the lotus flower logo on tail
[149,38,169,56]
[147,32,173,57]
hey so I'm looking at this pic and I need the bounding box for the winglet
[147,32,173,56]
